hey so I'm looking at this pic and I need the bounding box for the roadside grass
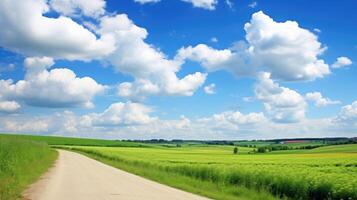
[60,145,357,200]
[0,136,57,200]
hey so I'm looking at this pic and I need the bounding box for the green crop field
[308,144,357,153]
[60,144,357,200]
[0,135,57,200]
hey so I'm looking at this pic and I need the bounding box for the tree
[257,147,266,153]
[233,147,238,154]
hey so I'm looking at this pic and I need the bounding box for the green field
[0,135,57,200]
[1,134,357,200]
[308,144,357,153]
[0,134,145,147]
[60,144,357,200]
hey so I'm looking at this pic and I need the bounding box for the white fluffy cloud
[332,57,352,68]
[182,0,217,10]
[305,92,341,107]
[335,101,357,125]
[176,44,233,71]
[200,111,266,127]
[0,57,105,108]
[49,0,106,18]
[0,106,268,139]
[0,101,21,113]
[1,111,80,134]
[0,0,206,100]
[194,111,267,137]
[0,0,115,60]
[204,83,216,94]
[83,102,157,126]
[2,102,357,140]
[255,72,306,123]
[98,14,206,100]
[3,119,49,133]
[178,11,330,81]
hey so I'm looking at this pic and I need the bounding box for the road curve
[23,150,210,200]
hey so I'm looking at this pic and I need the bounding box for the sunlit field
[61,144,357,200]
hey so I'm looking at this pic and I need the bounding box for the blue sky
[0,0,356,140]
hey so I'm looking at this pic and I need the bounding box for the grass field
[60,144,357,200]
[0,134,145,147]
[0,135,57,200]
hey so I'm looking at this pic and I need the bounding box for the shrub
[233,147,238,154]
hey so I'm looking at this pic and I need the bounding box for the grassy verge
[0,136,58,200]
[58,146,278,200]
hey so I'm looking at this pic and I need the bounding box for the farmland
[61,143,357,200]
[1,133,357,200]
[0,135,57,200]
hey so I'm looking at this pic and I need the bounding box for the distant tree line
[121,137,357,148]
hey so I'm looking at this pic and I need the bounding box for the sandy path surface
[23,150,210,200]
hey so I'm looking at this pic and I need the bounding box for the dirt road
[23,150,209,200]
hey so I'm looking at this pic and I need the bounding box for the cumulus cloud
[305,92,341,107]
[0,0,115,60]
[49,0,106,18]
[1,110,80,134]
[83,102,157,126]
[0,57,105,108]
[182,0,217,10]
[0,101,21,113]
[332,56,352,68]
[0,106,268,139]
[3,119,49,133]
[204,83,216,94]
[255,72,306,123]
[178,11,330,81]
[334,101,357,125]
[199,111,266,127]
[176,44,233,72]
[98,14,206,100]
[2,102,357,140]
[0,0,206,100]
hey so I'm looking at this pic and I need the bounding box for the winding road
[23,150,209,200]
